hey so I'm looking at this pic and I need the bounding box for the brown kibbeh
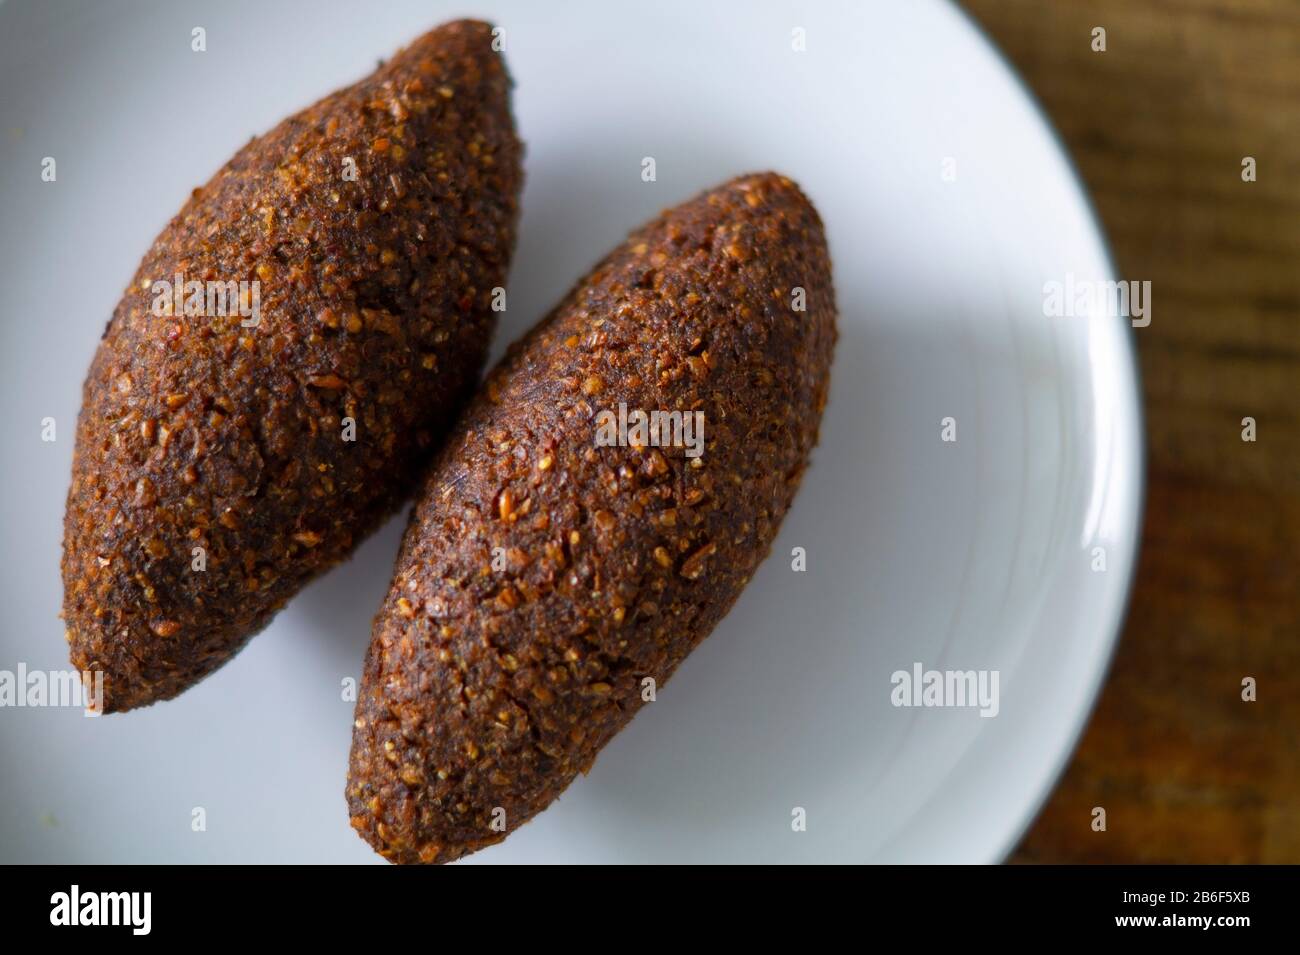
[62,20,523,712]
[347,172,837,863]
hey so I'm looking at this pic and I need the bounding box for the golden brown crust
[347,172,837,863]
[62,20,523,712]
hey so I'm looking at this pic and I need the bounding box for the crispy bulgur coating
[62,20,523,712]
[347,173,837,863]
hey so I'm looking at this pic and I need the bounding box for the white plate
[0,0,1143,863]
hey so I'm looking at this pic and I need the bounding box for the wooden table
[961,0,1299,863]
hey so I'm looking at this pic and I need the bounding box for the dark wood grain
[962,0,1300,863]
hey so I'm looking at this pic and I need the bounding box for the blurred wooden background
[962,0,1299,863]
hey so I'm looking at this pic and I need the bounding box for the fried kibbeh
[62,20,523,712]
[347,173,836,862]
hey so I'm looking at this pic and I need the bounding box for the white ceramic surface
[0,0,1143,863]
